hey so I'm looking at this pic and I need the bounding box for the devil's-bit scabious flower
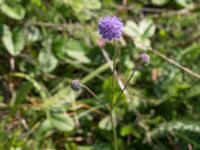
[98,16,124,41]
[71,79,80,91]
[140,53,150,64]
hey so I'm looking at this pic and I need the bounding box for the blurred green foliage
[0,0,200,149]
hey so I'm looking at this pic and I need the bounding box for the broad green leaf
[102,77,121,104]
[0,3,25,20]
[98,115,112,131]
[67,50,91,64]
[76,11,93,21]
[63,0,101,20]
[134,37,150,50]
[51,113,75,132]
[66,39,91,63]
[121,124,141,138]
[38,50,58,73]
[120,124,133,136]
[1,25,25,56]
[26,26,40,42]
[124,19,156,38]
[152,0,169,6]
[102,0,112,6]
[123,20,140,37]
[124,19,155,50]
[151,121,200,137]
[175,0,193,7]
[40,119,52,132]
[99,113,117,131]
[86,0,101,10]
[187,86,200,98]
[66,0,101,12]
[139,19,156,37]
[13,27,25,55]
[2,25,15,56]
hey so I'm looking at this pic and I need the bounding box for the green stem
[113,64,139,107]
[109,109,118,150]
[111,41,118,105]
[110,41,119,150]
[81,84,110,110]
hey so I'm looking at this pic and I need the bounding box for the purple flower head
[140,53,150,64]
[98,16,124,41]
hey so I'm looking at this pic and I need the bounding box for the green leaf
[139,19,156,38]
[98,115,112,131]
[85,0,101,10]
[120,124,133,136]
[67,50,91,64]
[120,124,141,138]
[134,37,150,50]
[99,113,117,131]
[51,113,75,132]
[175,0,193,7]
[11,82,33,109]
[187,85,200,98]
[1,25,25,56]
[26,26,40,42]
[151,0,169,6]
[40,119,52,133]
[151,120,200,137]
[63,0,101,20]
[123,19,155,50]
[123,20,141,37]
[124,19,156,39]
[2,25,15,56]
[13,27,25,54]
[66,0,101,12]
[0,3,25,20]
[38,50,58,73]
[66,39,91,63]
[102,77,121,104]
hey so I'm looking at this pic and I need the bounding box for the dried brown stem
[132,37,200,79]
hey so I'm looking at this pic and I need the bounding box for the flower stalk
[71,16,151,150]
[113,64,140,108]
[110,41,119,150]
[109,109,118,150]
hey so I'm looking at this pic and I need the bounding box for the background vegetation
[0,0,200,149]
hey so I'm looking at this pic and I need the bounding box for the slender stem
[113,64,139,107]
[101,47,130,102]
[81,84,118,149]
[80,84,119,149]
[149,48,200,79]
[10,57,15,71]
[111,41,118,105]
[110,41,119,150]
[81,84,110,111]
[109,109,118,150]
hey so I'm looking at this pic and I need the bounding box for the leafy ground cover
[0,0,200,149]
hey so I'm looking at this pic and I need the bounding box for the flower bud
[71,79,80,91]
[140,53,150,64]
